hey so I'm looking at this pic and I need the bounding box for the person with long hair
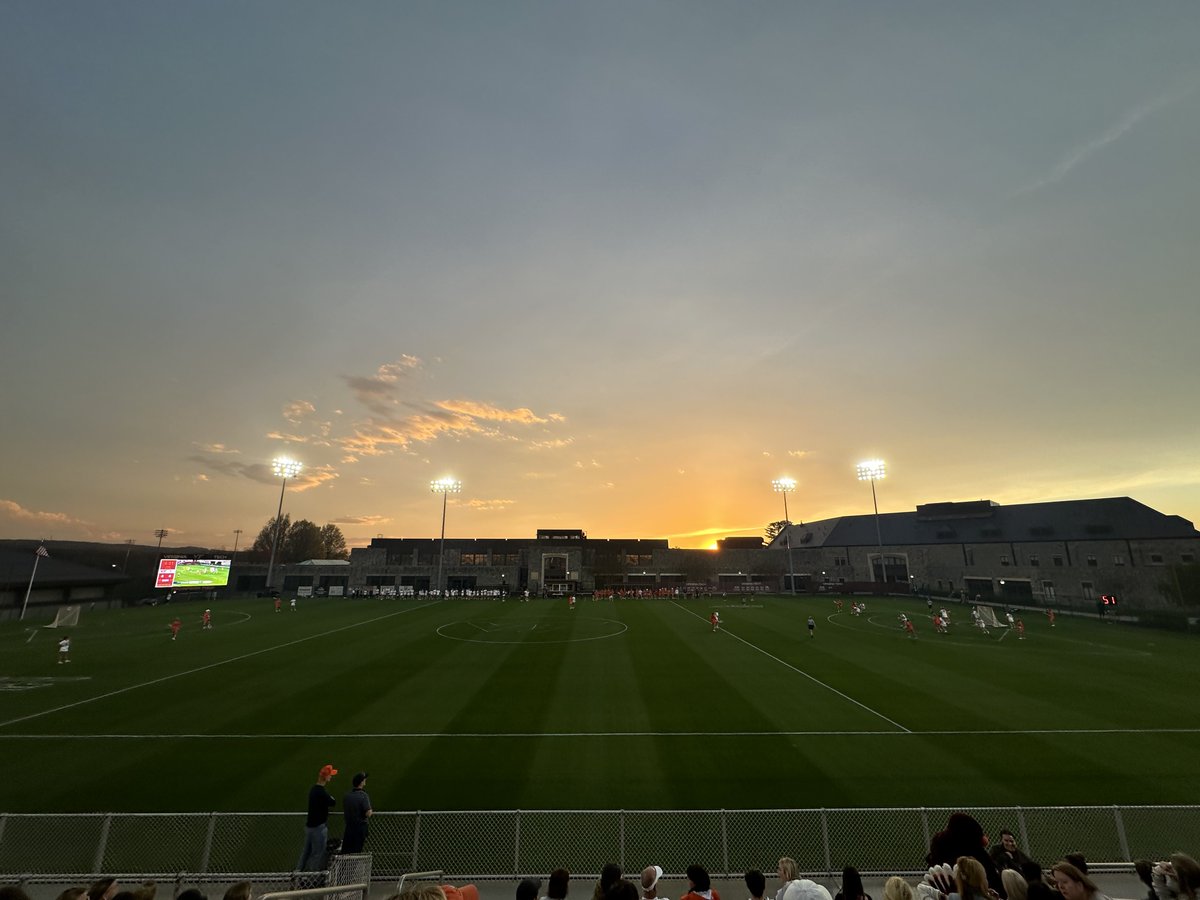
[951,858,991,900]
[1050,862,1109,900]
[1000,870,1027,900]
[1153,853,1200,900]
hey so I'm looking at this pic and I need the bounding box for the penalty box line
[0,600,444,731]
[672,601,911,734]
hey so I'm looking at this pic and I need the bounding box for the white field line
[670,601,911,734]
[2,727,1197,739]
[0,600,443,730]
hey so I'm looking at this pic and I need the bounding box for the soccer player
[170,618,181,641]
[274,597,282,613]
[201,609,212,630]
[807,616,815,638]
[904,618,917,639]
[932,613,945,634]
[568,595,576,611]
[290,597,297,611]
[711,611,720,632]
[57,635,71,664]
[1046,609,1056,627]
[1016,618,1026,640]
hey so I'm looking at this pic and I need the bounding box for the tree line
[249,515,348,563]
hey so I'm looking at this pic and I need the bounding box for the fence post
[413,811,423,871]
[0,813,7,853]
[93,814,113,874]
[920,809,931,853]
[1015,807,1029,856]
[515,810,522,878]
[200,812,217,873]
[720,810,730,877]
[1113,806,1131,862]
[619,810,627,873]
[820,810,832,876]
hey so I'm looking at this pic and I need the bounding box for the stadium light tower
[856,459,887,582]
[772,477,798,595]
[266,457,302,589]
[431,477,462,597]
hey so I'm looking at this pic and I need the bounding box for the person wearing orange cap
[297,763,338,870]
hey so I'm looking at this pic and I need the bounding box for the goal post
[45,605,80,628]
[976,605,1002,628]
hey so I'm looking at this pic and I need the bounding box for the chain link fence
[3,807,1198,885]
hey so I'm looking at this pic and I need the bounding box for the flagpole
[20,552,41,621]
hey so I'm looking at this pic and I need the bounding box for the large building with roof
[245,497,1200,610]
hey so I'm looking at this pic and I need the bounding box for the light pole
[266,457,302,589]
[122,539,135,573]
[772,478,798,595]
[856,459,887,583]
[154,529,169,550]
[231,529,243,565]
[431,477,462,597]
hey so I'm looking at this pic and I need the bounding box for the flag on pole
[35,545,50,558]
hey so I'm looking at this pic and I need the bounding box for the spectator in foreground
[836,867,871,900]
[926,814,1005,899]
[1064,856,1088,876]
[1025,883,1054,900]
[746,871,768,900]
[1050,862,1109,900]
[883,879,915,900]
[950,858,990,900]
[518,881,543,900]
[547,869,570,900]
[681,865,720,900]
[991,832,1034,873]
[89,879,119,900]
[56,889,87,900]
[593,865,623,900]
[777,859,801,900]
[641,868,665,900]
[223,883,253,900]
[1000,870,1026,900]
[176,890,207,900]
[1153,853,1200,900]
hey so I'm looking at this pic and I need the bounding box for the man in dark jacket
[341,771,374,853]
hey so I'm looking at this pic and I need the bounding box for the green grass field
[2,594,1198,813]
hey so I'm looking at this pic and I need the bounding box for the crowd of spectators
[3,813,1198,900]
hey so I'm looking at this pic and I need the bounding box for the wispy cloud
[1017,85,1196,195]
[283,401,316,424]
[188,457,338,491]
[464,498,516,511]
[329,514,392,526]
[342,357,424,415]
[0,499,90,528]
[194,442,240,454]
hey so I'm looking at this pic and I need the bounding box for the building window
[1086,556,1097,567]
[461,553,487,566]
[1114,555,1125,566]
[833,555,848,566]
[965,549,975,566]
[1053,555,1064,567]
[1029,555,1040,567]
[1081,581,1096,601]
[1000,555,1010,566]
[1150,553,1164,565]
[626,553,652,566]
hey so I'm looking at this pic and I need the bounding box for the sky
[2,2,1199,551]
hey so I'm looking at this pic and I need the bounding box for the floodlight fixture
[855,458,887,581]
[265,457,303,589]
[771,478,798,595]
[431,477,462,597]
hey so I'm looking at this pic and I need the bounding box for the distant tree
[319,523,348,560]
[765,520,791,543]
[250,517,347,563]
[251,514,291,557]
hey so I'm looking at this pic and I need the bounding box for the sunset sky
[3,3,1199,551]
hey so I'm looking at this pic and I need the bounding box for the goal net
[976,605,1002,628]
[45,605,80,628]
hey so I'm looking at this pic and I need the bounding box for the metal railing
[2,806,1198,884]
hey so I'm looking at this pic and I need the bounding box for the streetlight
[856,459,887,583]
[266,457,302,589]
[772,478,798,595]
[431,477,462,597]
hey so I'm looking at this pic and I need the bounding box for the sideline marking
[3,726,1197,739]
[670,601,911,733]
[0,600,443,730]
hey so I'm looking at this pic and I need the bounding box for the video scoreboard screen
[155,558,232,588]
